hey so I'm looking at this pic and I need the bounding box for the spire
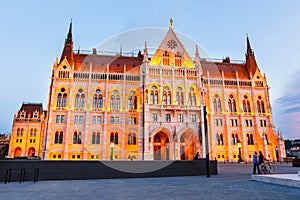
[65,19,73,44]
[169,18,173,29]
[246,34,254,56]
[143,41,149,62]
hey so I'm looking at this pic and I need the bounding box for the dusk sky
[0,1,299,139]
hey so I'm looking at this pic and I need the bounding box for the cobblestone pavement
[1,163,300,200]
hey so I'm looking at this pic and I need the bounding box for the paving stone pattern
[1,163,300,200]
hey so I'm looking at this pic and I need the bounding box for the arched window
[176,87,184,105]
[257,96,265,114]
[220,134,224,145]
[17,128,20,137]
[263,134,269,145]
[175,52,182,67]
[213,94,222,113]
[232,133,239,145]
[188,87,196,106]
[228,95,237,113]
[242,95,251,113]
[21,128,24,137]
[128,132,137,145]
[216,134,220,145]
[110,90,120,111]
[163,86,171,105]
[57,88,67,108]
[150,85,158,104]
[110,132,118,144]
[128,91,137,111]
[54,131,63,144]
[162,51,170,66]
[92,132,100,144]
[73,131,82,144]
[93,89,103,109]
[30,128,34,137]
[247,133,254,145]
[34,129,37,137]
[75,88,85,108]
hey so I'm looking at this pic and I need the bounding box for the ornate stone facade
[8,21,286,161]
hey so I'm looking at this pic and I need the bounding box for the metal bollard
[5,169,12,184]
[34,168,39,183]
[19,168,25,183]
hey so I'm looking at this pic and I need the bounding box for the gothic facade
[8,21,285,161]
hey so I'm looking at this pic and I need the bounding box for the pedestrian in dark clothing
[258,151,265,174]
[252,151,259,174]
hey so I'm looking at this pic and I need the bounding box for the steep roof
[17,103,44,119]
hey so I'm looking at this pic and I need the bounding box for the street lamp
[237,141,243,163]
[110,142,115,160]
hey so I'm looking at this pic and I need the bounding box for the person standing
[252,151,259,174]
[258,151,265,174]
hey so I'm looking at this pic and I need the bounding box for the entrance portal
[28,147,35,157]
[153,131,169,160]
[180,132,197,160]
[14,147,21,158]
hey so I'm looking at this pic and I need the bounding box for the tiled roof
[18,103,43,119]
[73,54,142,74]
[202,61,250,79]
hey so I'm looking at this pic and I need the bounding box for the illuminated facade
[7,103,45,158]
[8,21,285,161]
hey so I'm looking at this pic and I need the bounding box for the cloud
[273,70,300,139]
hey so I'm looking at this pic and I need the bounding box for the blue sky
[0,1,299,139]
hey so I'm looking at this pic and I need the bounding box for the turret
[245,35,258,77]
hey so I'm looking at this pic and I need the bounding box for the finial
[246,34,254,56]
[170,18,173,29]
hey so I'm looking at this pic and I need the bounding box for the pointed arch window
[213,94,222,113]
[110,90,120,111]
[242,95,251,113]
[93,89,103,109]
[54,131,63,144]
[128,91,137,111]
[73,131,82,144]
[150,85,158,104]
[162,51,170,66]
[175,52,182,67]
[188,87,197,106]
[257,96,265,114]
[176,87,184,105]
[110,132,118,144]
[247,133,254,145]
[57,88,68,108]
[232,133,239,145]
[128,132,137,145]
[163,86,171,105]
[228,95,237,113]
[75,88,85,109]
[92,132,100,144]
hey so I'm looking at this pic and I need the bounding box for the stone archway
[179,132,198,160]
[14,147,21,158]
[28,147,35,157]
[153,131,170,160]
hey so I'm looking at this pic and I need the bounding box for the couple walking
[252,151,265,174]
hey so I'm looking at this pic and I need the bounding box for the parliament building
[8,21,286,162]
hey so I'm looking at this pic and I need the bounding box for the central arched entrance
[153,131,170,160]
[28,147,35,157]
[180,132,197,160]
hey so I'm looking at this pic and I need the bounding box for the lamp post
[237,141,243,163]
[110,142,114,160]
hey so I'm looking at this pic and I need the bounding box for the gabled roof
[17,103,43,119]
[150,22,194,68]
